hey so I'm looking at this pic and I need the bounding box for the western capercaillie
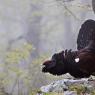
[42,19,95,78]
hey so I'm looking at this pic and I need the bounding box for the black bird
[42,19,95,78]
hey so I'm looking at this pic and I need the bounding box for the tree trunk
[92,0,95,13]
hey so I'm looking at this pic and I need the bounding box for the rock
[64,91,77,95]
[40,79,88,93]
[40,78,95,94]
[41,79,68,93]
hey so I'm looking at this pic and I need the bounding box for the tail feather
[77,19,95,50]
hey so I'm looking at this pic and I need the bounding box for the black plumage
[42,19,95,78]
[77,19,95,50]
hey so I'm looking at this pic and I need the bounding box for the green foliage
[43,92,63,95]
[0,43,35,94]
[29,91,37,95]
[30,91,63,95]
[5,43,34,64]
[0,42,51,94]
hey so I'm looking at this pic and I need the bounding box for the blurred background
[0,0,95,95]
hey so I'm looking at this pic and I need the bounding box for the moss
[91,91,95,95]
[43,92,63,95]
[30,89,95,95]
[29,90,38,95]
[30,90,64,95]
[69,84,87,94]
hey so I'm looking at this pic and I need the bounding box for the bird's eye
[75,58,79,63]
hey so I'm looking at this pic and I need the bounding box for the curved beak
[42,60,56,72]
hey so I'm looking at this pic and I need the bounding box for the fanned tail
[77,19,95,50]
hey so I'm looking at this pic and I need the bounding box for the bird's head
[42,51,67,75]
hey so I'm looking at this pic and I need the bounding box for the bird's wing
[77,19,95,50]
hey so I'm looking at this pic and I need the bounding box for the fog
[0,0,95,94]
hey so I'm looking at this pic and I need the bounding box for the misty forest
[0,0,95,95]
